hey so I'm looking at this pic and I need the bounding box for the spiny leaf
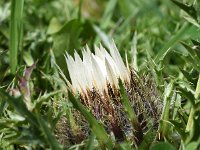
[34,90,61,109]
[181,42,200,60]
[186,111,200,144]
[180,42,200,73]
[177,87,195,107]
[171,0,197,21]
[169,120,187,141]
[179,69,196,84]
[138,128,156,150]
[191,40,200,47]
[0,89,38,127]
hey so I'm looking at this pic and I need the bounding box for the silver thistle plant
[56,41,162,148]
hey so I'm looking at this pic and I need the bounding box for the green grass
[9,0,24,74]
[0,0,200,149]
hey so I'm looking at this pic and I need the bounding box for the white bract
[65,42,130,93]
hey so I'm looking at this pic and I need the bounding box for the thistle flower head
[56,42,162,147]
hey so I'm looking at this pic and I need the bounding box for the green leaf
[185,142,199,150]
[182,55,200,73]
[146,50,163,88]
[0,101,6,117]
[47,17,63,35]
[186,111,200,144]
[118,141,132,150]
[177,87,195,107]
[85,133,97,150]
[171,0,197,20]
[180,42,200,73]
[138,129,156,150]
[154,23,193,63]
[0,89,38,127]
[179,69,196,84]
[7,128,44,146]
[168,120,187,141]
[34,90,61,109]
[118,0,133,18]
[159,82,174,138]
[80,20,96,44]
[22,51,34,66]
[191,39,200,47]
[181,42,200,61]
[118,79,137,126]
[194,75,200,99]
[52,19,82,57]
[150,142,175,150]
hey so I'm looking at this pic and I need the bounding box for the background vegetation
[0,0,200,149]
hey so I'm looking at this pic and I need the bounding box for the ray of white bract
[65,43,130,93]
[109,41,130,82]
[65,54,80,92]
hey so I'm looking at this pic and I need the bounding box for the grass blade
[131,32,138,71]
[118,79,143,145]
[158,81,174,139]
[100,0,118,29]
[119,79,137,126]
[10,0,24,73]
[154,23,193,63]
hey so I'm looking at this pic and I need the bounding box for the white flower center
[65,42,130,93]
